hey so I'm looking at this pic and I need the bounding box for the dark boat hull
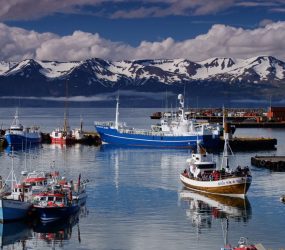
[34,205,80,222]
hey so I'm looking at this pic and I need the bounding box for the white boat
[5,109,41,146]
[180,111,252,198]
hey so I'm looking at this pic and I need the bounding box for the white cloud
[0,90,171,102]
[259,19,274,27]
[0,23,57,61]
[1,21,285,62]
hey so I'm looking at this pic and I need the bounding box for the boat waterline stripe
[103,133,200,143]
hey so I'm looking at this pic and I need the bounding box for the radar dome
[178,94,184,100]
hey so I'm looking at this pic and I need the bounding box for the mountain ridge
[0,56,284,106]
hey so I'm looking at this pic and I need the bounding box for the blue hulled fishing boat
[5,109,41,146]
[94,94,221,148]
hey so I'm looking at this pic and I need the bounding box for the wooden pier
[251,155,285,171]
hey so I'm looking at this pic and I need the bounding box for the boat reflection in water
[0,221,32,248]
[32,205,87,247]
[0,206,88,248]
[179,189,252,231]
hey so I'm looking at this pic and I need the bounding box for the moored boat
[50,112,75,144]
[5,109,41,146]
[95,94,221,148]
[0,153,32,222]
[180,113,252,198]
[221,237,265,250]
[32,191,80,222]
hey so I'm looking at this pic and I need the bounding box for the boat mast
[115,95,119,130]
[221,107,234,170]
[64,81,69,133]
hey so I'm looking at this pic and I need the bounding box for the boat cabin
[187,152,216,178]
[7,183,33,201]
[33,192,67,207]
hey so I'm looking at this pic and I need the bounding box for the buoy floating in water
[280,195,285,203]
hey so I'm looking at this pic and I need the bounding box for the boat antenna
[178,94,185,120]
[80,115,83,132]
[115,92,120,130]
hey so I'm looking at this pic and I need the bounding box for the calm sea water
[0,107,285,250]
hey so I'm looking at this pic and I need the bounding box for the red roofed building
[267,107,285,121]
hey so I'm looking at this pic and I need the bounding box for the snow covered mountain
[0,56,284,106]
[1,56,284,84]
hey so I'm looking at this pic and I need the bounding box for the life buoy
[259,160,266,167]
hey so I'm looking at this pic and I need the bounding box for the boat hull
[0,199,32,222]
[180,174,252,198]
[33,205,80,222]
[95,126,219,148]
[50,137,75,144]
[5,133,41,145]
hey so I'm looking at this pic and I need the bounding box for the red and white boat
[50,114,75,144]
[50,128,75,144]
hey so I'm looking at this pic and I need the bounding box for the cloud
[1,0,284,20]
[0,90,172,101]
[259,19,274,27]
[1,21,285,62]
[0,23,57,61]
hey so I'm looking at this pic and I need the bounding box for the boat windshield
[196,163,216,169]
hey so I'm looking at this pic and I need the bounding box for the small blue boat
[0,153,32,222]
[94,94,221,148]
[0,199,31,223]
[5,109,41,146]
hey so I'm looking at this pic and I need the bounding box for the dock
[225,137,277,151]
[251,155,285,171]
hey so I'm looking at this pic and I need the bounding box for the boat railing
[94,121,115,127]
[183,168,250,182]
[118,128,166,136]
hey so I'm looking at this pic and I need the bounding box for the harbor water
[0,107,285,249]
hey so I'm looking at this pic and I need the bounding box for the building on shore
[267,107,285,121]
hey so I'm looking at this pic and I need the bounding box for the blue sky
[1,0,285,61]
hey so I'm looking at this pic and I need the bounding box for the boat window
[25,188,29,192]
[40,197,46,201]
[197,164,216,169]
[48,197,54,201]
[55,197,63,202]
